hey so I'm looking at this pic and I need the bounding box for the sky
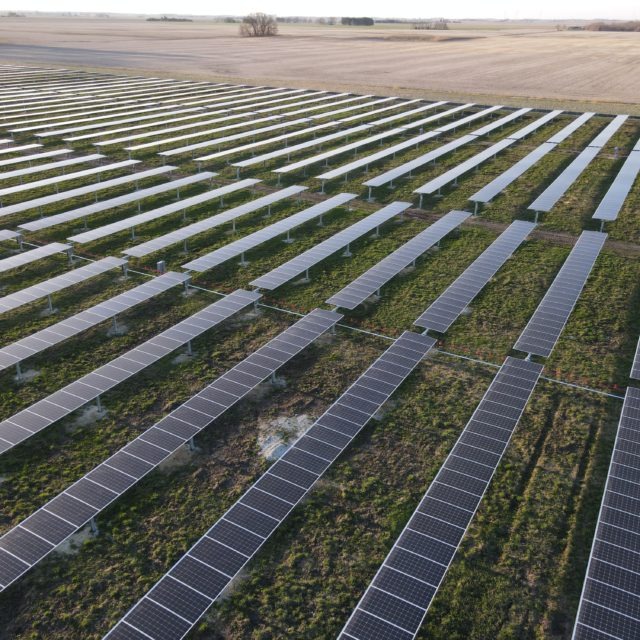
[9,0,639,20]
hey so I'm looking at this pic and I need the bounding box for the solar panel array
[0,149,71,168]
[0,256,127,315]
[415,220,536,333]
[67,178,258,244]
[0,289,261,456]
[0,271,188,372]
[593,146,640,221]
[250,201,411,290]
[338,357,543,640]
[514,230,606,357]
[0,153,105,181]
[0,241,71,274]
[106,331,435,640]
[0,165,174,219]
[529,115,629,213]
[123,185,307,258]
[182,193,357,272]
[415,111,561,196]
[471,113,594,204]
[0,308,341,591]
[572,386,640,640]
[326,210,470,310]
[19,172,217,232]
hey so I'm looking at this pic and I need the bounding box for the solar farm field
[0,67,638,640]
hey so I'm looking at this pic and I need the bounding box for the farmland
[0,60,638,640]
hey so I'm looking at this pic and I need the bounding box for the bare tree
[239,12,278,37]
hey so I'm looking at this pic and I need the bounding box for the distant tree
[341,17,374,26]
[240,12,278,37]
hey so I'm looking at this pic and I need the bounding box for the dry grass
[0,18,638,114]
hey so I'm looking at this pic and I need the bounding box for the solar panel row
[0,241,71,274]
[106,331,435,640]
[0,289,261,456]
[414,220,537,333]
[0,271,189,372]
[528,115,629,213]
[338,357,543,640]
[250,201,412,290]
[572,386,640,640]
[326,210,470,310]
[514,230,606,357]
[67,178,258,244]
[593,149,640,222]
[19,172,217,233]
[123,185,307,258]
[0,165,175,219]
[0,308,341,592]
[182,192,357,273]
[0,153,105,182]
[0,256,127,315]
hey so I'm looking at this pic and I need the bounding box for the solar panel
[250,201,412,290]
[0,154,105,182]
[104,330,434,640]
[10,102,187,133]
[0,143,42,156]
[365,101,450,127]
[157,117,314,157]
[432,105,504,134]
[415,112,561,197]
[470,144,557,204]
[545,112,594,144]
[122,114,283,152]
[92,111,253,147]
[182,193,357,273]
[19,172,217,233]
[593,149,640,222]
[276,95,372,118]
[123,185,307,258]
[0,289,261,456]
[0,149,71,168]
[316,106,475,185]
[415,220,536,333]
[194,122,339,165]
[0,272,189,373]
[0,165,175,219]
[0,256,127,315]
[514,230,606,357]
[338,356,543,640]
[471,114,593,204]
[0,308,340,592]
[67,178,259,244]
[0,241,71,274]
[326,210,470,310]
[632,339,640,380]
[338,99,424,123]
[588,114,629,148]
[572,386,640,640]
[0,160,139,199]
[363,135,479,189]
[307,97,398,120]
[273,128,408,176]
[35,107,200,138]
[231,124,368,170]
[468,107,532,137]
[398,103,473,132]
[0,229,20,243]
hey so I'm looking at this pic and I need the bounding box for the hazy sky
[11,0,639,20]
